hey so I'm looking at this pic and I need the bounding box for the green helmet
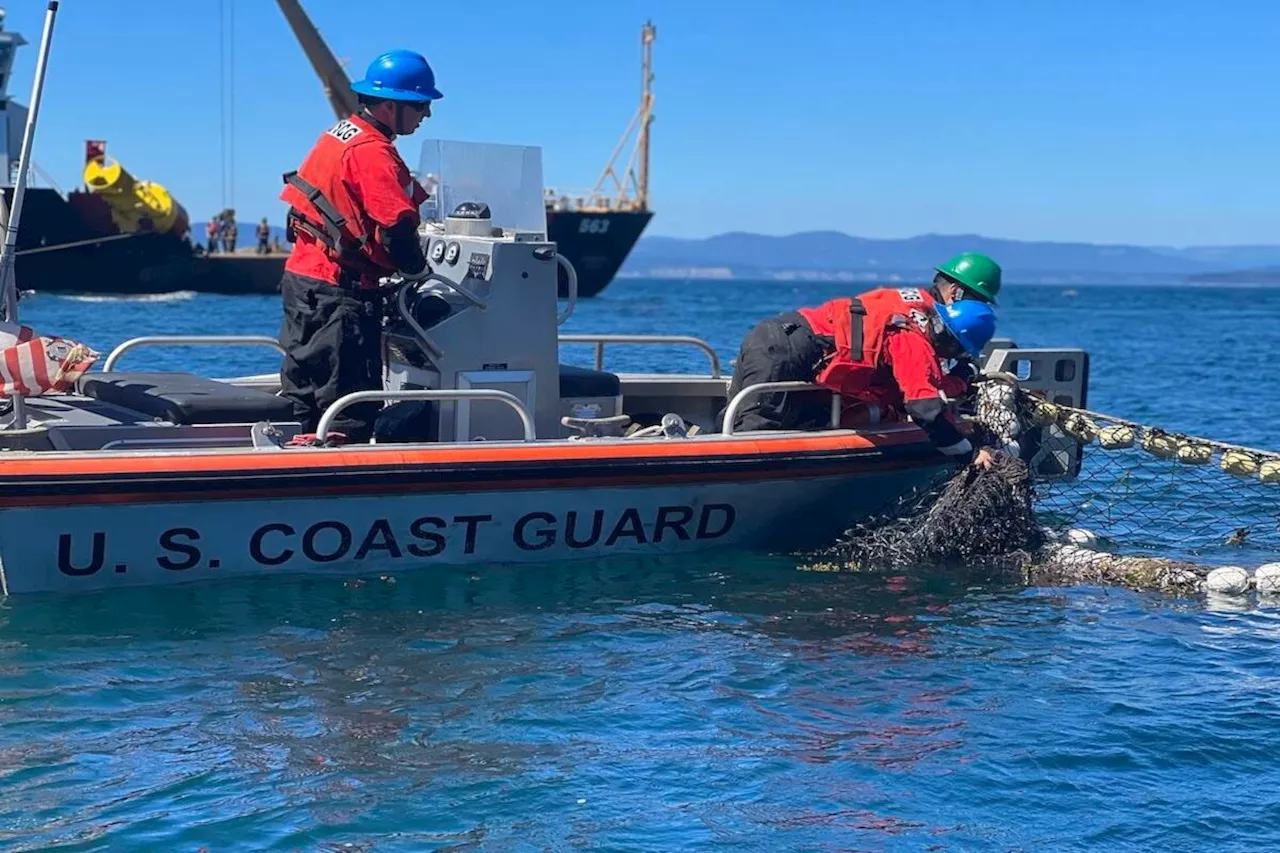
[935,252,1002,303]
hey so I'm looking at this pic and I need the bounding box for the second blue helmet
[938,300,997,357]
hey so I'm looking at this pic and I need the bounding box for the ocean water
[2,279,1279,851]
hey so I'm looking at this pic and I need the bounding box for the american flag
[0,323,99,397]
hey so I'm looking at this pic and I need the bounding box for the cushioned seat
[559,364,620,398]
[77,372,296,425]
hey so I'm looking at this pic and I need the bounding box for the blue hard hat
[937,300,997,357]
[350,50,443,102]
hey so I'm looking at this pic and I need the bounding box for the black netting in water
[807,453,1045,572]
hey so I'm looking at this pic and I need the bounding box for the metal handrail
[102,336,286,373]
[558,334,723,377]
[315,389,537,443]
[720,381,841,436]
[556,254,578,326]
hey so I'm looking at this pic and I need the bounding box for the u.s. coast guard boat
[0,140,1088,596]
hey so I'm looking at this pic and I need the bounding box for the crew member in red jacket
[277,49,443,442]
[720,287,998,466]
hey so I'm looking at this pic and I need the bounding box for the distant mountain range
[619,231,1280,283]
[1188,266,1280,284]
[192,222,1280,284]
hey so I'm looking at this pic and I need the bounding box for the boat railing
[102,336,286,373]
[556,254,578,325]
[558,334,723,377]
[720,381,841,436]
[316,389,537,444]
[97,436,253,451]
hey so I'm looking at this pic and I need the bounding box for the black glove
[399,262,435,283]
[947,357,979,383]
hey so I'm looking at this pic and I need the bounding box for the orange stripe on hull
[0,455,948,508]
[0,428,932,478]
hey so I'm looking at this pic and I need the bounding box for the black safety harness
[282,111,402,286]
[282,171,386,286]
[846,297,867,361]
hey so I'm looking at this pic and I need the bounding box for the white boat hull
[0,468,945,595]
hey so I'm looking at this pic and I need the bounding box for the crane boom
[274,0,357,121]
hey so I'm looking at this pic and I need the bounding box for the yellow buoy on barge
[81,145,190,238]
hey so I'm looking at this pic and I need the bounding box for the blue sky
[5,0,1277,246]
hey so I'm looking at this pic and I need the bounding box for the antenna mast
[637,20,655,210]
[580,21,656,213]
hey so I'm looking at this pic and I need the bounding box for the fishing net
[805,452,1044,573]
[989,383,1280,565]
[803,378,1280,595]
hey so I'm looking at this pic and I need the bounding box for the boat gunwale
[0,422,941,473]
[0,449,954,508]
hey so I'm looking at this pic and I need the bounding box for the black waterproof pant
[718,311,834,432]
[278,271,383,441]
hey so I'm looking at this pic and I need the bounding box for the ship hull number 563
[578,218,611,234]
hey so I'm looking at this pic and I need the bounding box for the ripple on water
[0,566,1273,850]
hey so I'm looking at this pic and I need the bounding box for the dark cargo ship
[545,201,654,300]
[4,162,286,297]
[539,21,656,298]
[0,9,285,296]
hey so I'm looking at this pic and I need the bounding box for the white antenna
[0,1,60,430]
